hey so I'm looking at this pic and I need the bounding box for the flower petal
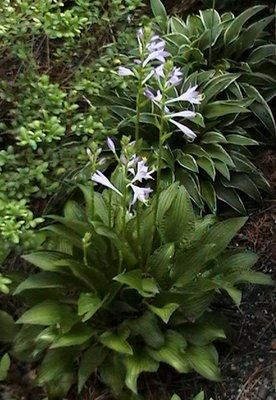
[170,119,197,141]
[166,111,196,119]
[166,85,202,105]
[92,171,123,196]
[118,66,134,77]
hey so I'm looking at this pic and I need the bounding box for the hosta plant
[8,139,272,399]
[93,23,271,214]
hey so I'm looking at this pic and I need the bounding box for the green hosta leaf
[222,285,242,306]
[166,33,190,47]
[171,395,181,400]
[42,224,84,248]
[195,25,222,50]
[59,259,109,294]
[45,373,75,399]
[201,217,247,259]
[150,0,167,32]
[51,325,94,348]
[147,330,189,373]
[236,15,275,58]
[177,153,199,173]
[64,200,86,221]
[226,271,273,286]
[221,173,262,203]
[171,244,215,287]
[242,84,276,136]
[224,5,266,46]
[214,160,230,180]
[197,157,216,180]
[176,169,204,209]
[157,184,195,244]
[252,172,271,193]
[92,192,109,225]
[99,354,126,395]
[22,251,69,271]
[183,144,209,158]
[170,16,188,36]
[201,131,227,144]
[16,300,77,331]
[226,135,258,146]
[180,313,226,346]
[201,181,217,214]
[203,101,249,119]
[185,14,204,36]
[114,270,159,298]
[199,9,221,29]
[78,292,107,322]
[0,354,10,381]
[78,184,95,220]
[125,352,159,394]
[14,272,70,295]
[201,73,240,105]
[126,311,165,349]
[78,345,108,393]
[37,347,77,384]
[148,242,175,284]
[230,151,257,173]
[218,251,258,273]
[0,310,18,342]
[186,344,221,381]
[215,185,246,214]
[191,392,204,400]
[100,332,133,355]
[203,144,234,167]
[247,44,276,65]
[148,303,179,324]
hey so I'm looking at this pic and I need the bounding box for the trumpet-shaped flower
[118,66,134,77]
[167,67,183,87]
[107,137,116,154]
[129,159,155,183]
[92,171,123,196]
[169,119,197,141]
[166,110,196,119]
[166,85,202,105]
[144,88,170,113]
[129,184,153,205]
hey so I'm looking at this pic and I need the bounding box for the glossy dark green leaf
[124,352,159,394]
[177,153,199,173]
[51,325,93,348]
[215,185,246,214]
[224,5,266,45]
[147,330,189,373]
[200,217,247,259]
[14,272,70,295]
[221,173,262,202]
[151,0,168,32]
[197,157,216,180]
[247,44,276,65]
[0,311,18,342]
[100,332,133,355]
[201,181,217,214]
[78,292,106,322]
[186,344,221,381]
[78,345,108,393]
[22,251,69,272]
[16,300,77,331]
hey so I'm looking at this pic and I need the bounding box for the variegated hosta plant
[11,143,272,399]
[95,16,271,214]
[156,0,276,141]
